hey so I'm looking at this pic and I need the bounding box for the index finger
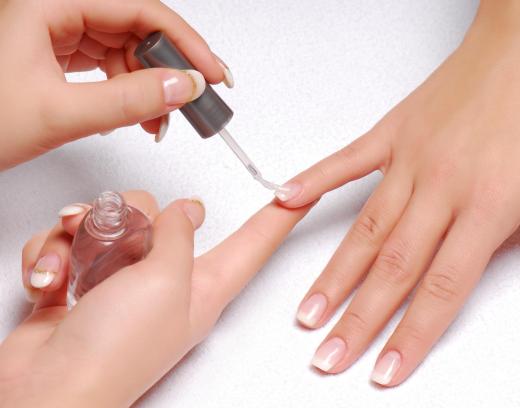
[193,200,315,315]
[47,0,223,83]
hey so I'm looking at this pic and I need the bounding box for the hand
[0,0,232,170]
[0,191,312,407]
[276,0,520,386]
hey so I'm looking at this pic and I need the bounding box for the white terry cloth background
[1,0,519,407]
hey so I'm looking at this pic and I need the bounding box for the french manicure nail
[163,69,206,106]
[58,203,89,218]
[297,293,327,327]
[30,253,60,288]
[311,337,347,372]
[215,55,234,88]
[155,114,170,143]
[183,197,205,228]
[275,182,303,202]
[371,350,401,385]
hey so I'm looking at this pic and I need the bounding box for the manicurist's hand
[0,191,312,407]
[276,0,520,386]
[0,0,233,170]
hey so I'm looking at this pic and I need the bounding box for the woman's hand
[0,191,312,407]
[0,0,232,170]
[276,0,520,386]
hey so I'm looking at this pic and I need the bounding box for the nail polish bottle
[67,192,153,308]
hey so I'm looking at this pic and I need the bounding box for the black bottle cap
[135,32,234,138]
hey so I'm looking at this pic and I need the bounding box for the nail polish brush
[135,32,285,193]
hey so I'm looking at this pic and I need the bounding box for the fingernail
[30,253,60,288]
[163,69,206,106]
[183,197,205,229]
[311,337,347,372]
[99,130,114,136]
[297,293,327,327]
[24,286,42,303]
[371,350,401,385]
[275,182,302,202]
[155,114,170,143]
[215,55,234,88]
[58,203,89,217]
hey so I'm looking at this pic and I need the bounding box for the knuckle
[117,78,147,124]
[320,264,351,288]
[350,213,382,247]
[392,323,427,350]
[340,311,368,334]
[421,266,461,302]
[373,242,412,285]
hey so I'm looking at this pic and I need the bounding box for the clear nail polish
[67,191,152,308]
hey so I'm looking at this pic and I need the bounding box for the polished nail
[30,253,60,288]
[183,197,205,228]
[163,69,206,106]
[215,55,234,88]
[297,293,327,327]
[371,350,401,385]
[155,114,170,143]
[275,182,303,202]
[311,337,347,372]
[58,203,89,218]
[99,130,114,136]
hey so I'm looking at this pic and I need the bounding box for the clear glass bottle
[67,191,153,308]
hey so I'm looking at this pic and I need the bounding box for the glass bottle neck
[86,191,129,240]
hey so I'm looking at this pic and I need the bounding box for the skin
[280,0,520,386]
[0,0,227,170]
[0,191,313,406]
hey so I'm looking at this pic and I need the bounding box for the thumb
[53,68,206,140]
[143,198,205,290]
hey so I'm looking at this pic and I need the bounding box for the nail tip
[311,358,333,373]
[58,204,87,217]
[216,60,234,88]
[155,114,170,143]
[189,196,205,209]
[184,69,207,101]
[370,373,390,386]
[296,313,317,328]
[30,271,55,289]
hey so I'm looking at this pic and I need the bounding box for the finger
[311,192,451,374]
[59,203,92,236]
[66,51,101,72]
[371,213,502,386]
[47,0,223,83]
[26,225,75,309]
[30,191,161,308]
[104,48,160,135]
[276,126,391,207]
[22,229,51,302]
[59,191,160,237]
[104,47,130,78]
[85,29,132,49]
[296,169,413,329]
[192,200,315,322]
[78,35,108,60]
[53,67,204,138]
